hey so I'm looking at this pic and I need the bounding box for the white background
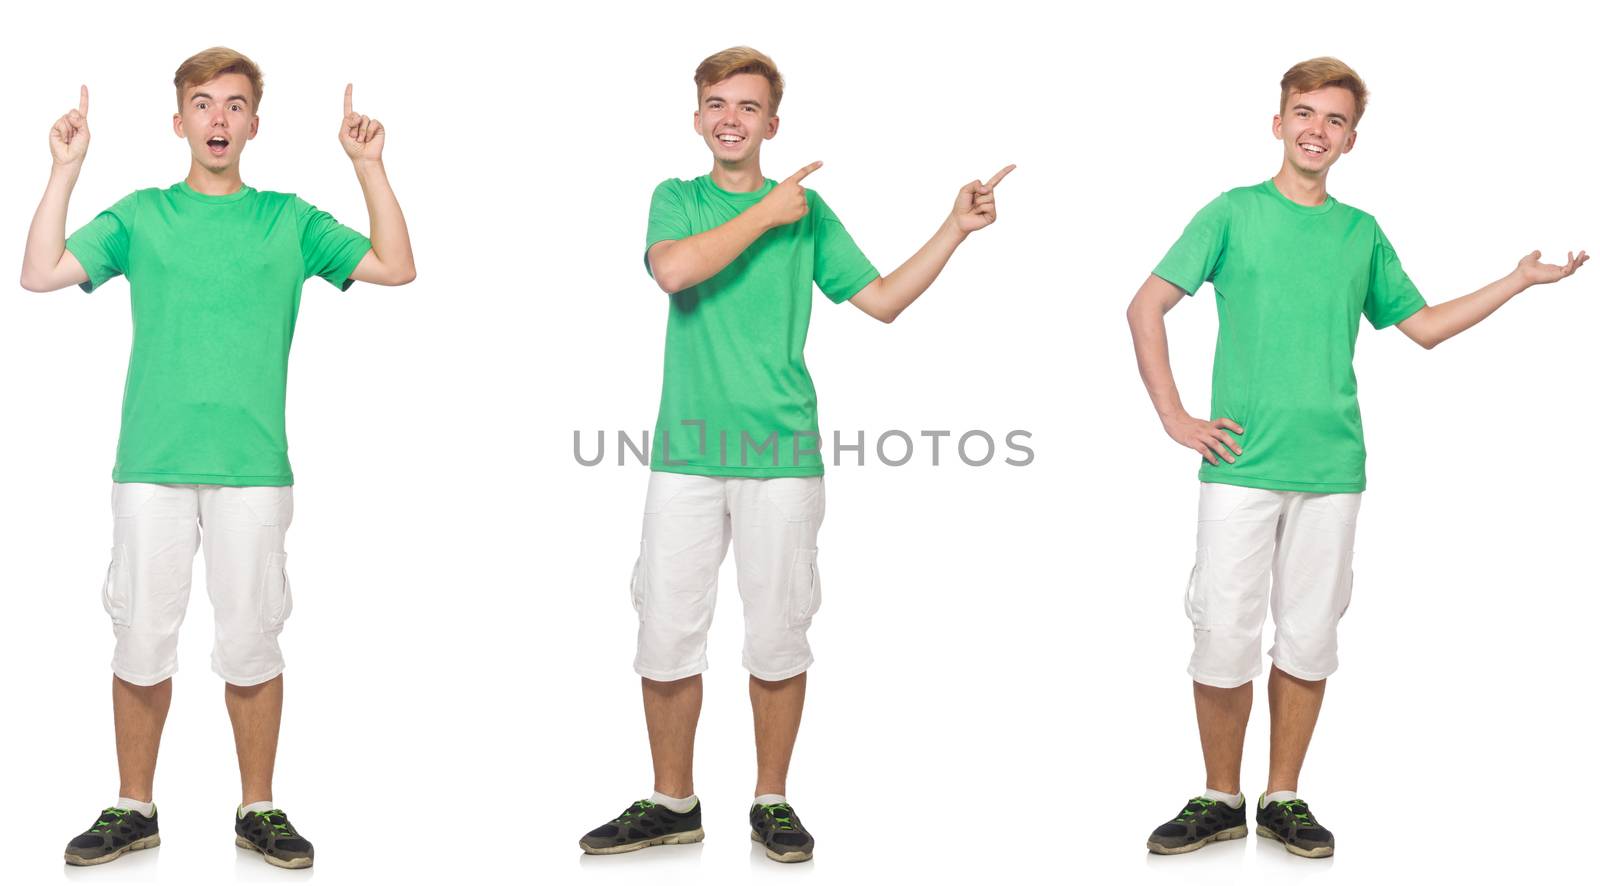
[1,0,1595,883]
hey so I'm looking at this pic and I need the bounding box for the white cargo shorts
[1185,482,1361,688]
[103,483,294,687]
[631,472,824,682]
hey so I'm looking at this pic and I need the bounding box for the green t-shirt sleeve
[64,191,140,293]
[1152,193,1230,295]
[1364,223,1426,329]
[295,197,372,291]
[644,179,690,277]
[809,192,879,304]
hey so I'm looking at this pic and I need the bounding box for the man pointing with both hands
[579,46,1012,864]
[21,46,414,869]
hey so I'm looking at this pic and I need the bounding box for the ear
[766,113,780,140]
[693,109,702,135]
[1343,129,1357,154]
[248,114,259,140]
[1271,113,1283,141]
[172,112,184,138]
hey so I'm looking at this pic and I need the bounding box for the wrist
[351,156,386,176]
[941,213,969,243]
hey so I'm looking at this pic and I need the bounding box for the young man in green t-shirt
[21,47,416,869]
[1128,57,1586,858]
[578,46,1012,863]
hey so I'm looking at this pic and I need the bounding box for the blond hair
[694,47,784,112]
[1280,57,1368,125]
[174,47,263,110]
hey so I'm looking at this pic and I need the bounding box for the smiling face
[172,73,259,175]
[693,73,778,168]
[1273,86,1358,178]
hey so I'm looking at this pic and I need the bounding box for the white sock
[1261,790,1297,806]
[116,797,155,817]
[649,791,697,814]
[753,793,788,806]
[1202,789,1244,809]
[239,800,275,818]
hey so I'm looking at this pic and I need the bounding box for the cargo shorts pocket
[261,552,293,632]
[788,548,821,628]
[629,541,648,623]
[1183,548,1210,628]
[101,545,133,627]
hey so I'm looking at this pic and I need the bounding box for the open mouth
[715,132,746,148]
[206,135,230,156]
[1297,141,1327,158]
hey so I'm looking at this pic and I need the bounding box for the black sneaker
[234,807,315,869]
[579,799,705,854]
[1256,795,1334,858]
[64,807,161,866]
[1146,796,1248,854]
[750,801,813,863]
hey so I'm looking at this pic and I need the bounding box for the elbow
[875,306,902,324]
[19,269,46,293]
[653,271,685,295]
[393,265,417,286]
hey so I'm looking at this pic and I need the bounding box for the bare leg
[643,675,702,797]
[1194,681,1252,795]
[113,676,172,802]
[751,673,806,797]
[225,675,283,806]
[1266,666,1326,794]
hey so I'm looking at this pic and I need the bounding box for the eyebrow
[191,92,251,105]
[1293,103,1347,122]
[703,94,762,109]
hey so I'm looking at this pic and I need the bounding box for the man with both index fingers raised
[21,47,415,869]
[577,45,1013,864]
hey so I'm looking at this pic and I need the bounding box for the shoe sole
[751,829,812,863]
[235,835,314,869]
[1146,824,1248,855]
[1255,825,1333,858]
[579,827,705,855]
[64,833,160,866]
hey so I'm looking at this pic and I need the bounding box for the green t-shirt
[644,176,879,477]
[66,182,372,486]
[1153,180,1426,493]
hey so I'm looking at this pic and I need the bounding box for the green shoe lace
[250,810,300,839]
[89,808,132,833]
[1174,797,1218,821]
[757,803,798,830]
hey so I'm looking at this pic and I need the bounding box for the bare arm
[1126,273,1244,465]
[1396,249,1588,349]
[850,165,1015,323]
[647,161,821,294]
[339,85,416,286]
[20,86,92,292]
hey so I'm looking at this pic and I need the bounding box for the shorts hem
[1188,666,1260,689]
[634,660,709,682]
[111,663,178,687]
[745,658,813,682]
[214,664,285,687]
[1268,657,1335,682]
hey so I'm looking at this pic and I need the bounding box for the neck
[709,158,765,193]
[1272,162,1328,206]
[185,161,245,196]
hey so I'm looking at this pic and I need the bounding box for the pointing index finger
[344,83,353,117]
[985,164,1016,189]
[79,85,89,115]
[787,161,823,184]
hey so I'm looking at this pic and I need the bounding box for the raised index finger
[79,85,89,115]
[786,161,823,184]
[344,83,353,117]
[985,164,1016,189]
